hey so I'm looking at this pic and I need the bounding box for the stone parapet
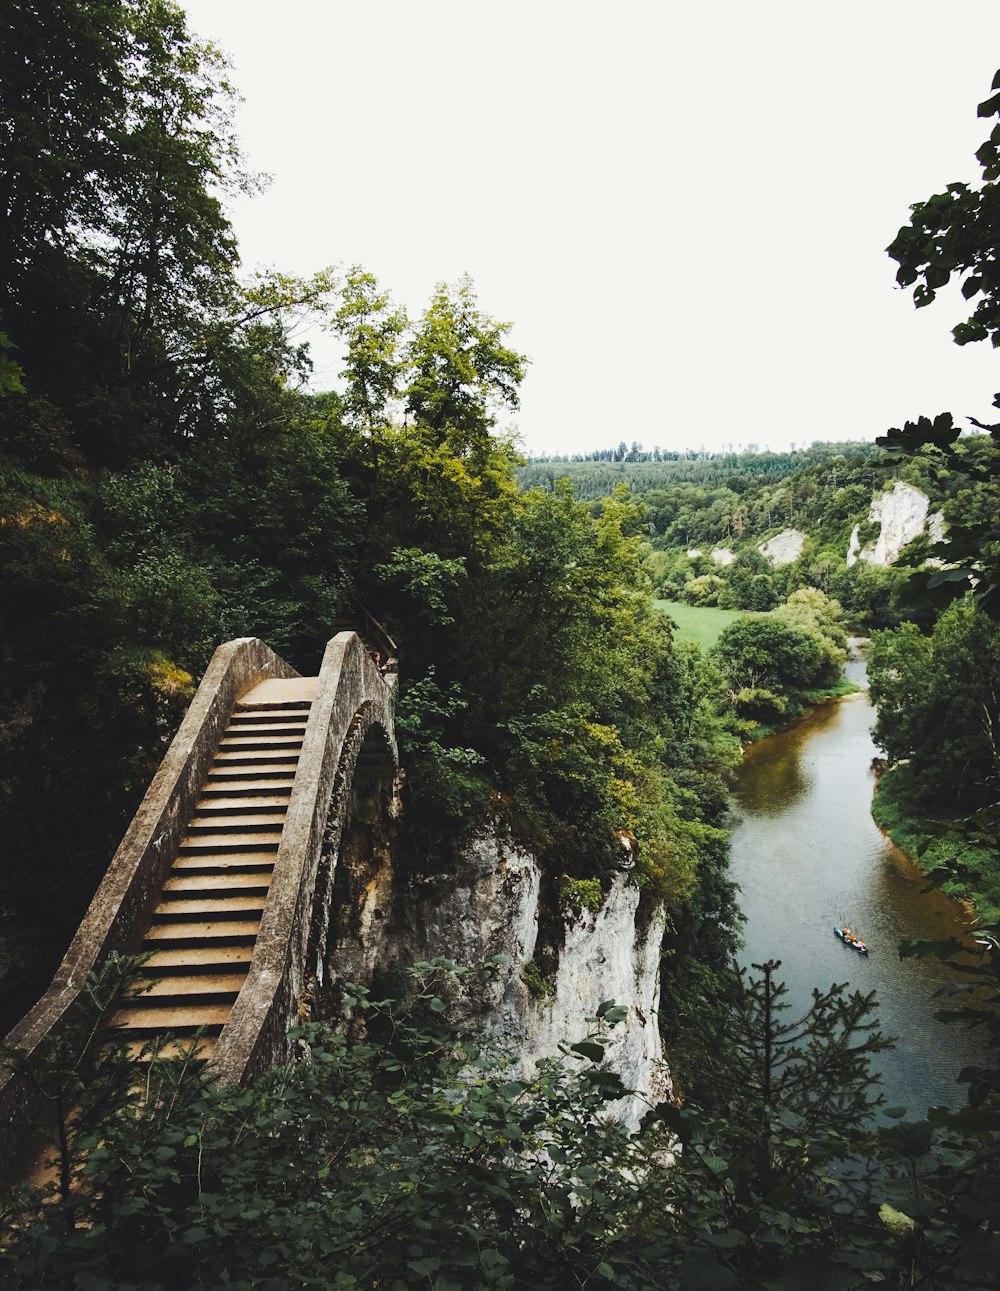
[0,638,298,1159]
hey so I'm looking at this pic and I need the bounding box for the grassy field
[652,599,754,649]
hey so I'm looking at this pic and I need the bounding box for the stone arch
[303,702,399,1006]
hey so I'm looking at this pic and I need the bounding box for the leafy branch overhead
[882,70,1000,618]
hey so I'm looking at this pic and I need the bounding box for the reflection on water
[729,649,988,1113]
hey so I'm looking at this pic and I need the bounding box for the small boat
[834,926,869,955]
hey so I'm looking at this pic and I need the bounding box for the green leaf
[978,90,1000,117]
[678,1249,742,1290]
[570,1040,606,1062]
[407,1256,442,1277]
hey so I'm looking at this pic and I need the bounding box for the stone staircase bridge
[0,631,397,1151]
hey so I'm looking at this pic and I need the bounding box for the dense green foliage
[4,954,998,1289]
[538,430,999,633]
[708,590,849,731]
[3,7,1000,1284]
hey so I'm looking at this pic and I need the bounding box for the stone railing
[0,638,298,1160]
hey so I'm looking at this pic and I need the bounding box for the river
[728,644,990,1113]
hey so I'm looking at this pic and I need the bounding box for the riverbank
[871,767,1000,924]
[739,676,861,744]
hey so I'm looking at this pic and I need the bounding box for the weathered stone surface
[210,632,397,1084]
[710,546,735,566]
[758,528,806,566]
[3,624,669,1152]
[846,481,946,567]
[0,638,298,1158]
[327,830,671,1129]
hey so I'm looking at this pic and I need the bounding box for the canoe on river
[834,925,869,955]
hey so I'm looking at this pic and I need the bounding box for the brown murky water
[728,647,990,1112]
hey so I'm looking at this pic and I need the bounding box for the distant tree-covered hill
[516,440,881,498]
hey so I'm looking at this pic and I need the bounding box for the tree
[0,0,127,312]
[710,615,827,725]
[0,959,906,1290]
[868,601,1000,808]
[772,587,848,685]
[883,69,1000,617]
[404,274,526,456]
[330,267,407,432]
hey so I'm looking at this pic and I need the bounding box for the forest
[0,2,998,1287]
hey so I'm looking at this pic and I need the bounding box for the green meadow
[653,599,755,650]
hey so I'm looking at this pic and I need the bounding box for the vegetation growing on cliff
[5,954,998,1289]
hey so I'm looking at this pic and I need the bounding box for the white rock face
[710,546,735,566]
[846,481,946,567]
[534,874,670,1127]
[928,510,947,545]
[687,548,703,559]
[758,528,806,565]
[330,831,671,1128]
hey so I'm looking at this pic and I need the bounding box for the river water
[728,645,990,1113]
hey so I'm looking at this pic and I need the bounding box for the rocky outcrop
[847,481,946,568]
[327,829,671,1128]
[710,547,735,566]
[758,528,806,566]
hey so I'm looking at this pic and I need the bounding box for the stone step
[219,735,303,749]
[225,719,309,734]
[140,973,246,999]
[171,853,275,872]
[237,678,317,706]
[154,895,267,919]
[144,919,262,944]
[110,1004,231,1032]
[122,1036,217,1060]
[143,944,255,972]
[163,871,271,894]
[231,707,312,722]
[215,743,300,759]
[187,814,287,832]
[205,765,297,782]
[195,794,290,813]
[213,749,300,765]
[178,831,281,853]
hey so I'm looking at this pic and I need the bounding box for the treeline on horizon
[517,439,881,497]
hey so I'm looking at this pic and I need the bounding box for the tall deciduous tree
[0,0,127,310]
[404,274,526,456]
[331,267,407,431]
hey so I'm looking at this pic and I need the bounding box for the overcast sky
[184,0,1000,458]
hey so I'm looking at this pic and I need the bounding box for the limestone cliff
[757,528,806,566]
[326,814,671,1127]
[847,480,946,567]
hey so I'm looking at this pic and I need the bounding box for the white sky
[184,0,1000,457]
